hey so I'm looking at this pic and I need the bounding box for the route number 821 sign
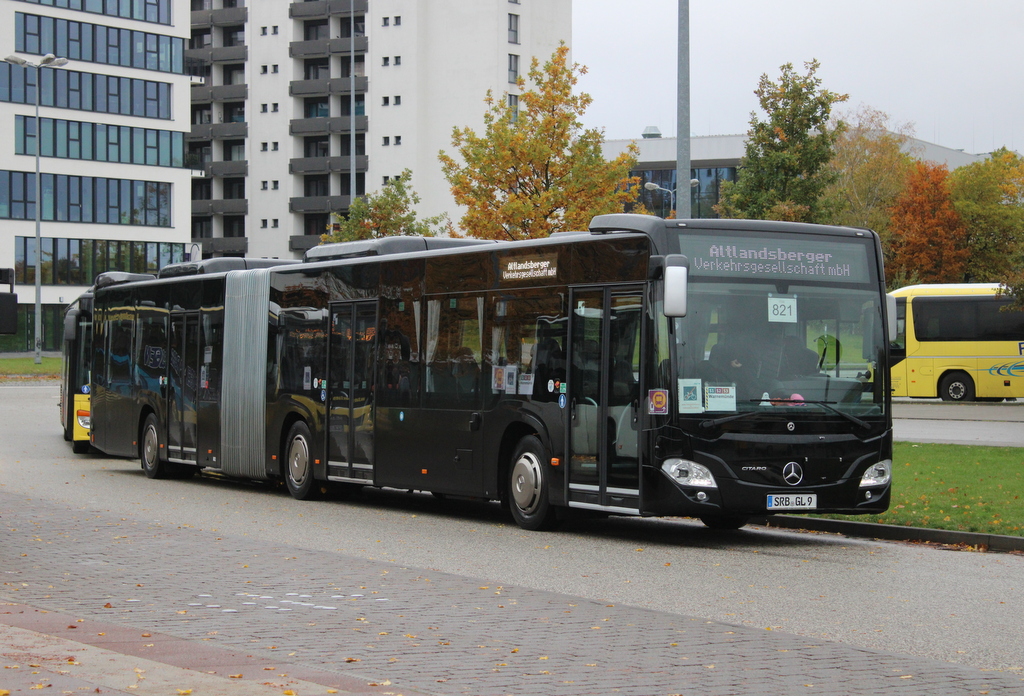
[768,296,797,324]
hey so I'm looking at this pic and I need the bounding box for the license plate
[766,493,817,510]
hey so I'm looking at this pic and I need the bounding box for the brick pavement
[2,490,1022,696]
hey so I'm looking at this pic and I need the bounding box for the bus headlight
[860,459,891,488]
[76,409,91,429]
[662,458,718,488]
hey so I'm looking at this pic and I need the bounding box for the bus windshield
[673,282,887,418]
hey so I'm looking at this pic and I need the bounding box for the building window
[508,54,519,83]
[508,14,519,43]
[382,57,390,67]
[272,180,279,190]
[223,178,245,199]
[223,216,245,237]
[508,93,519,122]
[261,103,268,113]
[272,103,279,112]
[261,142,268,151]
[222,25,245,47]
[394,56,401,66]
[394,16,402,26]
[382,96,389,106]
[223,140,244,161]
[382,136,390,146]
[272,219,279,228]
[304,58,330,81]
[272,26,279,35]
[305,174,329,197]
[260,219,268,228]
[394,136,402,145]
[261,181,268,190]
[224,102,245,122]
[222,64,245,85]
[382,17,389,26]
[272,64,279,73]
[305,136,329,158]
[272,142,279,151]
[394,95,402,106]
[261,26,268,36]
[304,19,328,41]
[16,115,185,168]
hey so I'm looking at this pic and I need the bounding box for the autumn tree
[438,43,641,240]
[320,169,449,244]
[948,147,1024,284]
[715,60,848,223]
[886,162,967,286]
[823,105,916,241]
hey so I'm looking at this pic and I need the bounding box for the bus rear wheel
[141,414,170,479]
[508,435,557,531]
[284,421,320,500]
[939,372,974,402]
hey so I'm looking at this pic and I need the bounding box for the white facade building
[0,0,193,352]
[188,0,571,260]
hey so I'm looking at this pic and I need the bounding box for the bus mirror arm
[886,293,897,341]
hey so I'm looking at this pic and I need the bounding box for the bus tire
[700,515,749,530]
[508,435,557,531]
[284,421,319,500]
[939,372,974,402]
[72,439,91,454]
[140,414,170,479]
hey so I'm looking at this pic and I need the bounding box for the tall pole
[349,0,356,202]
[33,64,42,363]
[676,0,691,219]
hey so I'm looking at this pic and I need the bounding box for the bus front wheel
[508,435,558,531]
[284,421,320,500]
[939,372,974,402]
[141,414,170,479]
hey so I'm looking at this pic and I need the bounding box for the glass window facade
[0,170,172,227]
[16,115,184,167]
[16,12,184,74]
[0,63,172,119]
[14,0,173,26]
[633,166,737,219]
[14,236,184,286]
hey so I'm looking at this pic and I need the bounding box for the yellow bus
[890,284,1024,401]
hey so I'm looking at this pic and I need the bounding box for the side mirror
[886,293,897,342]
[64,310,79,342]
[663,254,689,317]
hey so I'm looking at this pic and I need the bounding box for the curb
[752,515,1024,552]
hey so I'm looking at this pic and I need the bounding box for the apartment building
[0,0,193,352]
[187,0,571,260]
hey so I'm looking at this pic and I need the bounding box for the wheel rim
[288,435,309,486]
[949,382,965,400]
[511,451,542,514]
[143,425,159,469]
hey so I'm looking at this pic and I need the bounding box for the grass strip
[0,356,62,377]
[821,442,1024,537]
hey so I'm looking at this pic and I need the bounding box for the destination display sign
[677,234,872,284]
[500,253,558,283]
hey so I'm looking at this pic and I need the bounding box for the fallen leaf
[345,658,361,663]
[229,674,242,678]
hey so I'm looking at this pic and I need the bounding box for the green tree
[823,105,916,241]
[715,60,848,223]
[948,147,1024,284]
[320,169,449,244]
[438,44,641,240]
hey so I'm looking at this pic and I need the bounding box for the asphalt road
[3,383,1023,680]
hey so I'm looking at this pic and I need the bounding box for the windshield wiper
[774,399,871,430]
[699,399,872,430]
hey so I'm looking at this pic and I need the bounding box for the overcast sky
[571,0,1022,155]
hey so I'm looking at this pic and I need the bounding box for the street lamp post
[4,53,69,364]
[644,181,676,218]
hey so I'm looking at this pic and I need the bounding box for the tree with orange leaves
[886,161,968,286]
[438,44,642,240]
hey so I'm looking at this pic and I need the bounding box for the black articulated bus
[78,215,896,530]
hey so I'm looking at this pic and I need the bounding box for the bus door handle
[469,412,481,431]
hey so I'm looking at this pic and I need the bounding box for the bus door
[567,287,643,513]
[327,302,377,483]
[167,313,200,464]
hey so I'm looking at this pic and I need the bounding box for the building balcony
[289,155,368,174]
[192,83,248,102]
[288,36,367,58]
[208,160,247,177]
[193,199,248,215]
[190,122,247,140]
[289,195,351,214]
[195,236,248,255]
[289,0,368,19]
[185,45,247,64]
[289,75,368,97]
[289,115,367,135]
[289,234,323,252]
[191,6,248,27]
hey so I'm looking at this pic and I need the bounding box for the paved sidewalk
[2,491,1022,696]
